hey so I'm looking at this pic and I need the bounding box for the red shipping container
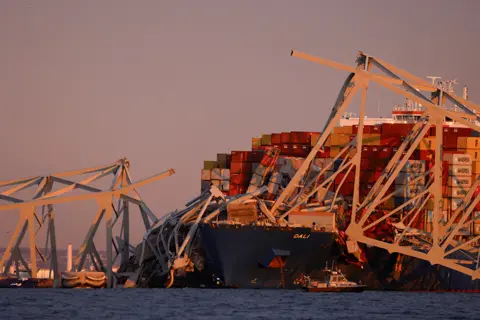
[381,134,402,147]
[281,132,291,143]
[419,150,434,161]
[360,158,373,170]
[315,147,331,158]
[352,125,372,134]
[382,123,414,137]
[291,144,311,157]
[361,146,374,157]
[443,135,458,149]
[291,131,311,144]
[281,144,292,155]
[379,147,393,159]
[336,182,355,196]
[334,172,355,185]
[471,187,480,211]
[271,133,282,144]
[374,158,389,169]
[248,150,264,162]
[229,183,247,196]
[230,162,252,174]
[230,173,251,185]
[231,151,250,163]
[371,125,382,134]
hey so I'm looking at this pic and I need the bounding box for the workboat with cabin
[302,264,366,292]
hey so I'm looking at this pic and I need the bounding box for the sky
[1,0,479,250]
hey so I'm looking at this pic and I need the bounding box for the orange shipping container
[418,137,436,151]
[472,161,480,174]
[457,137,480,150]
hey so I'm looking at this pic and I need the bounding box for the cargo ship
[121,61,480,290]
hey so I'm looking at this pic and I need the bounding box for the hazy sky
[1,0,479,250]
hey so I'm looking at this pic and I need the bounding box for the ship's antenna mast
[427,76,441,87]
[464,85,469,100]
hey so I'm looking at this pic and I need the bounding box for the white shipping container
[448,187,468,198]
[401,160,425,175]
[249,173,263,187]
[448,165,472,177]
[292,158,305,171]
[395,172,426,185]
[221,180,230,191]
[220,169,230,180]
[426,211,448,223]
[269,171,283,184]
[211,168,222,180]
[447,176,472,188]
[252,163,259,173]
[201,169,211,181]
[451,198,464,211]
[254,165,269,176]
[267,181,280,195]
[401,185,425,198]
[246,185,260,194]
[450,224,471,236]
[474,224,480,236]
[314,158,333,170]
[444,153,472,166]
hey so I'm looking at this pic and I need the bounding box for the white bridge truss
[278,49,480,280]
[0,158,174,287]
[127,50,480,288]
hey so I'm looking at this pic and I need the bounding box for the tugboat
[302,263,367,292]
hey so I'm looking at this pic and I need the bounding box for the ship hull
[198,224,337,289]
[195,224,480,291]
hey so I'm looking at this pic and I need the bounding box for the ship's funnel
[67,243,73,272]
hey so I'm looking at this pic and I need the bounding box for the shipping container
[252,138,262,148]
[261,134,272,146]
[220,169,230,180]
[204,160,218,170]
[448,164,472,176]
[418,137,435,151]
[221,180,230,191]
[447,176,472,188]
[457,137,480,149]
[291,131,311,144]
[201,169,211,181]
[230,162,253,174]
[280,132,291,144]
[230,173,251,185]
[462,149,480,161]
[211,168,222,180]
[231,151,249,163]
[472,161,480,174]
[395,172,426,185]
[444,153,472,165]
[271,133,282,144]
[217,154,231,168]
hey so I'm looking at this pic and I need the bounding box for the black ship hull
[198,224,336,289]
[186,224,480,291]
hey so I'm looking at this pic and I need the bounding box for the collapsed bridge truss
[0,158,174,287]
[283,49,480,280]
[128,49,480,288]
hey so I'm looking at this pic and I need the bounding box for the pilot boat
[302,264,367,292]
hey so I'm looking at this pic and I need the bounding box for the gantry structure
[0,158,174,287]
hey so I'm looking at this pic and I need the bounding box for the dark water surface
[0,289,479,319]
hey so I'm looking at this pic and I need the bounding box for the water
[1,289,479,319]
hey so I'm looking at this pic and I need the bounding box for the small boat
[302,264,366,293]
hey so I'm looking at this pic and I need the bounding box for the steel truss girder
[0,158,174,287]
[284,49,480,280]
